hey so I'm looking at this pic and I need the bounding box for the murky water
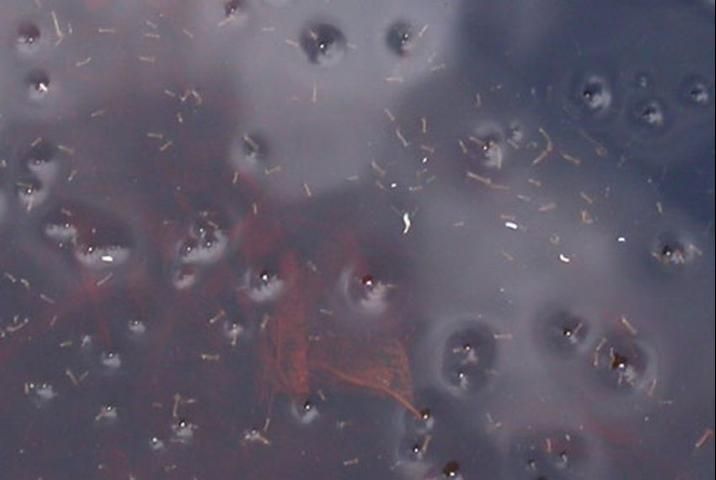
[1,1,714,479]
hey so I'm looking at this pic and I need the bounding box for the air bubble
[26,70,51,100]
[127,319,147,336]
[508,430,591,479]
[342,270,392,317]
[418,408,434,430]
[75,244,131,269]
[42,204,134,267]
[633,72,652,89]
[43,208,77,246]
[230,133,268,176]
[570,73,613,119]
[300,23,347,66]
[290,397,320,425]
[474,127,505,169]
[407,439,427,461]
[171,418,196,444]
[630,97,668,132]
[100,351,122,370]
[172,264,199,290]
[16,22,41,53]
[244,268,284,303]
[508,121,526,146]
[222,320,245,345]
[15,177,47,211]
[442,461,461,478]
[224,0,244,17]
[591,334,655,393]
[651,232,700,267]
[387,21,415,57]
[148,436,166,452]
[177,210,229,266]
[679,75,712,107]
[221,0,249,27]
[24,140,59,183]
[95,404,119,424]
[401,405,435,438]
[536,309,591,356]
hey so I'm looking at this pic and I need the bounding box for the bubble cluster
[42,204,134,270]
[417,318,498,398]
[24,382,57,409]
[441,323,496,394]
[508,430,592,480]
[651,231,701,268]
[177,210,229,266]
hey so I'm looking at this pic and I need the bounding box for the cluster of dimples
[0,1,713,480]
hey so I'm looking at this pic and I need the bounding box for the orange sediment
[308,335,420,418]
[258,245,418,417]
[258,252,310,400]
